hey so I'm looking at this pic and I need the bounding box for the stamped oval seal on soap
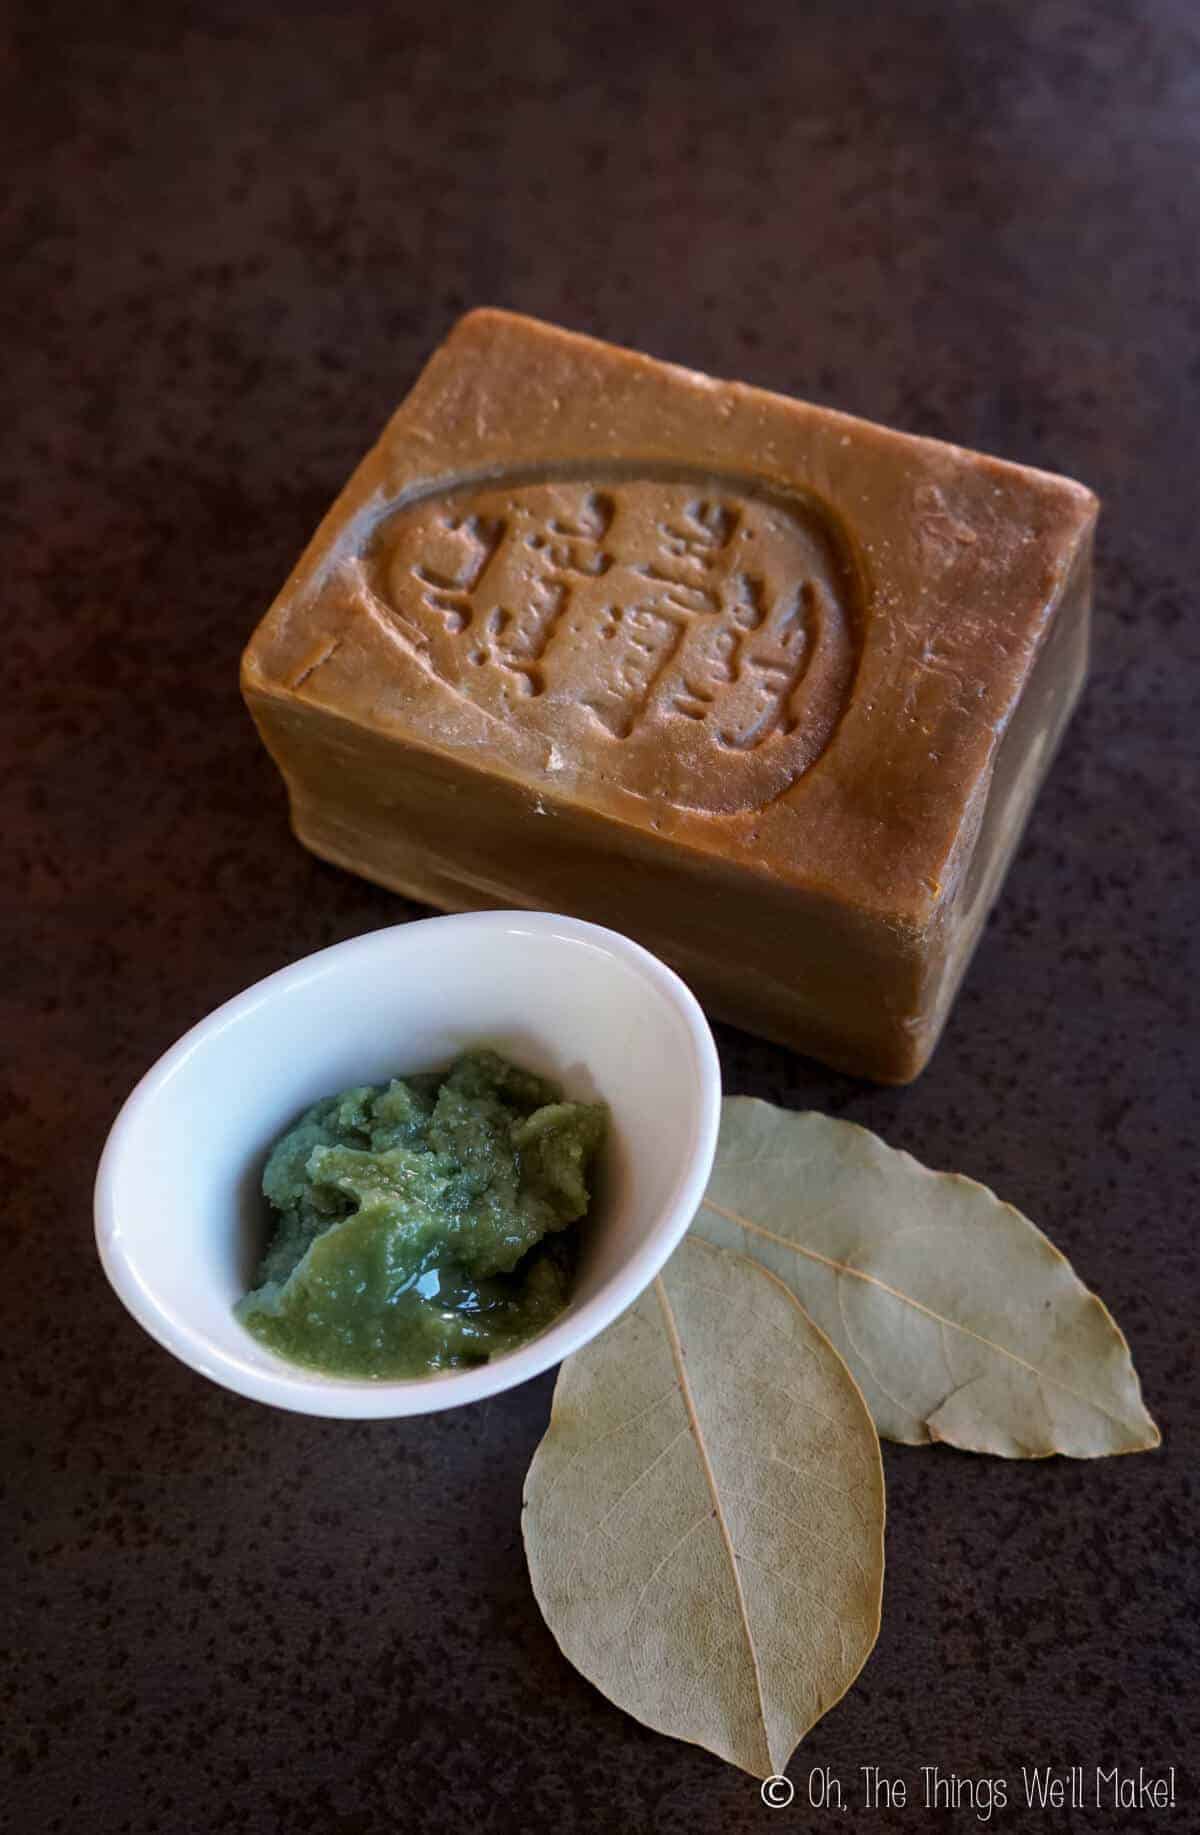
[364,466,862,815]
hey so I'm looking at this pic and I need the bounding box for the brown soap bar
[242,310,1097,1081]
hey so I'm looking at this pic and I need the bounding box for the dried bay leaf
[693,1098,1160,1458]
[522,1235,884,1779]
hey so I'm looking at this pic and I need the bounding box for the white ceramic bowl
[95,911,721,1417]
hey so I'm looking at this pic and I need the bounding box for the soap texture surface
[242,310,1097,1081]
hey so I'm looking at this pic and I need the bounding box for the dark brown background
[5,2,1198,1830]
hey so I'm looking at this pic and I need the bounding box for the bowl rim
[94,910,722,1417]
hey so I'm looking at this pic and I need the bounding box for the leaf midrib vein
[653,1272,773,1776]
[700,1198,1139,1434]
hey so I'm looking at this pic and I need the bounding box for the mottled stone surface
[3,2,1197,1831]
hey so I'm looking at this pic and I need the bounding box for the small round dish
[95,911,721,1418]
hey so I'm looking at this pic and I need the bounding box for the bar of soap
[242,310,1097,1082]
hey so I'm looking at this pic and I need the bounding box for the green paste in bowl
[236,1049,607,1379]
